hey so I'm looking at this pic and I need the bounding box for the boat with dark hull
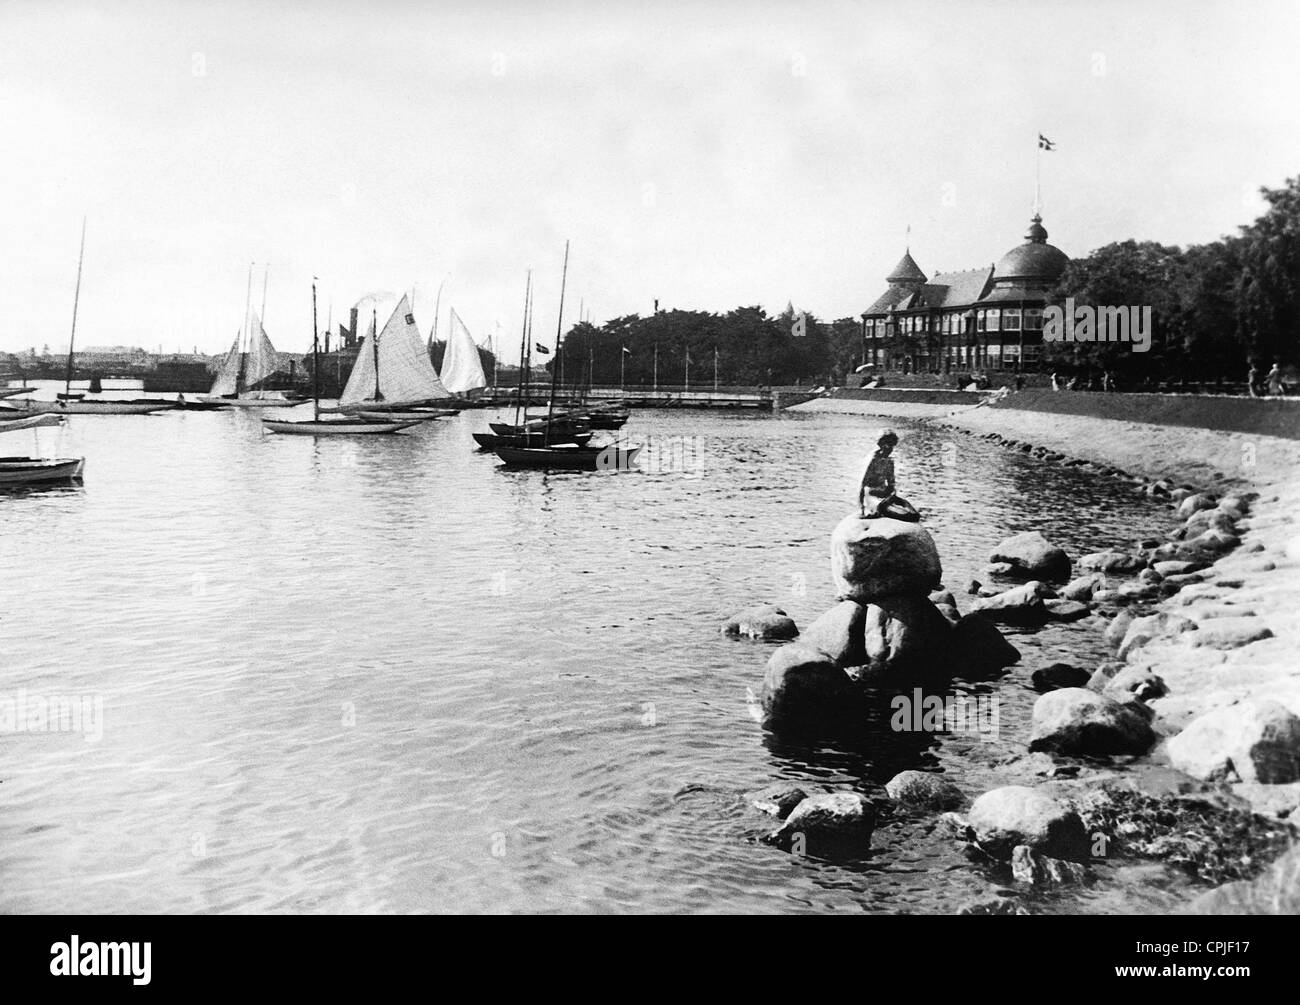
[473,429,592,450]
[493,443,642,471]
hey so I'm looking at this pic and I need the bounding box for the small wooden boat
[173,398,231,411]
[263,417,416,435]
[0,456,85,485]
[472,430,592,450]
[488,417,589,437]
[260,283,419,437]
[198,391,299,408]
[0,407,84,485]
[494,443,641,471]
[0,387,37,399]
[583,410,629,429]
[357,408,454,422]
[4,398,177,415]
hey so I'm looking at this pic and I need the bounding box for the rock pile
[750,513,1022,735]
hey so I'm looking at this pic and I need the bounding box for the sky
[2,0,1298,357]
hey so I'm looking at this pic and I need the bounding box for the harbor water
[0,406,1185,913]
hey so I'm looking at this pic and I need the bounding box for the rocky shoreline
[727,404,1300,913]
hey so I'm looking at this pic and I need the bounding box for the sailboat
[492,242,641,471]
[330,294,458,417]
[0,413,85,485]
[199,307,299,408]
[262,280,417,436]
[439,307,488,401]
[7,221,175,417]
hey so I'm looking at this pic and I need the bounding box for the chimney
[349,307,359,347]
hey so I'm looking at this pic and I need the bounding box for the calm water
[0,404,1185,914]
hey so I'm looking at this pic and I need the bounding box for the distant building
[861,213,1069,373]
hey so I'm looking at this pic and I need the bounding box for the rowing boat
[262,418,416,435]
[493,443,642,471]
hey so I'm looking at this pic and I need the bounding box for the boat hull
[2,399,176,415]
[198,395,300,408]
[0,456,85,484]
[357,409,454,422]
[261,418,418,435]
[493,444,641,471]
[472,431,593,450]
[0,387,37,399]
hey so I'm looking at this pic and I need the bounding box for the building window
[977,310,986,332]
[1024,308,1043,331]
[1002,308,1021,331]
[986,308,1001,332]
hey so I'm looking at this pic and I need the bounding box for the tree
[1237,176,1300,367]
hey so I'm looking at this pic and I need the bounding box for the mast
[544,240,570,447]
[514,271,531,426]
[311,278,321,421]
[653,342,658,394]
[261,264,269,327]
[371,307,382,401]
[63,217,87,400]
[236,261,253,395]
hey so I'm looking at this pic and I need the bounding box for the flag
[1038,134,1056,150]
[534,343,550,355]
[622,346,631,355]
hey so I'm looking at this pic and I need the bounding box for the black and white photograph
[1,0,1298,958]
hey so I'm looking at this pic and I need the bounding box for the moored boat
[4,398,177,416]
[261,281,422,437]
[472,429,593,450]
[357,409,452,422]
[0,456,86,485]
[263,418,416,435]
[493,443,642,471]
[0,413,84,485]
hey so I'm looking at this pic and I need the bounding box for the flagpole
[620,348,625,390]
[653,342,658,394]
[714,346,719,391]
[685,347,690,392]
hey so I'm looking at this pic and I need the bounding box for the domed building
[861,214,1069,373]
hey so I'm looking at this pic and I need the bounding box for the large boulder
[857,595,953,679]
[1011,846,1090,888]
[760,644,862,733]
[1077,551,1146,573]
[885,770,964,811]
[798,600,867,667]
[1166,700,1300,783]
[969,581,1051,625]
[722,604,798,641]
[1101,667,1168,703]
[1060,573,1105,601]
[967,786,1090,861]
[764,792,875,857]
[1031,662,1091,692]
[949,612,1021,675]
[1185,844,1300,914]
[1183,617,1273,650]
[988,531,1071,581]
[1028,688,1156,756]
[1176,493,1217,519]
[829,514,942,602]
[1117,612,1197,660]
[747,784,810,819]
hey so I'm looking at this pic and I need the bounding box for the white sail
[244,311,280,389]
[341,294,451,406]
[440,308,487,394]
[208,337,242,396]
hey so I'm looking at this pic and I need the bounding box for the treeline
[1046,175,1300,378]
[550,306,862,388]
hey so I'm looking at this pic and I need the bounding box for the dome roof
[886,250,927,285]
[993,214,1068,284]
